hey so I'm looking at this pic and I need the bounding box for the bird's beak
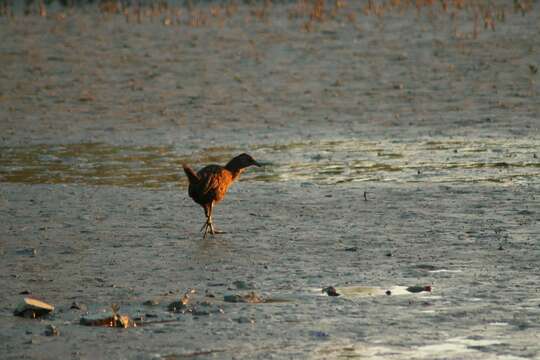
[253,161,262,167]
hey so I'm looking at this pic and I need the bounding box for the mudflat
[1,1,539,359]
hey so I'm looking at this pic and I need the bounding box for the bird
[183,153,261,239]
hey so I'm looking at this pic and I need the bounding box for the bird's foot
[210,227,226,235]
[200,221,210,233]
[201,220,212,239]
[201,220,226,239]
[200,221,225,239]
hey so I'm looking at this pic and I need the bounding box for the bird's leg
[201,206,212,239]
[208,202,226,235]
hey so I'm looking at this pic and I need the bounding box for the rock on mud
[14,297,54,318]
[143,299,160,306]
[322,286,340,297]
[80,310,136,328]
[44,324,59,336]
[406,285,432,293]
[223,292,264,303]
[70,302,88,311]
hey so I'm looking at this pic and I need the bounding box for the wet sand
[1,2,540,359]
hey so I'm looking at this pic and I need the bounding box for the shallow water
[1,2,540,359]
[1,137,538,188]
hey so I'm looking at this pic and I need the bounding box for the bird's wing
[196,165,230,201]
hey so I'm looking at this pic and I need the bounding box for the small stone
[223,292,264,303]
[16,248,37,257]
[385,290,392,296]
[406,285,432,293]
[167,301,189,313]
[143,299,160,306]
[80,311,135,328]
[80,312,115,327]
[322,286,340,297]
[234,316,255,324]
[223,294,246,303]
[44,324,59,336]
[14,297,54,318]
[385,252,392,257]
[309,330,329,339]
[70,302,87,312]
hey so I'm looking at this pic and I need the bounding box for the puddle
[0,138,538,188]
[314,285,432,298]
[409,337,504,358]
[428,269,463,273]
[312,336,520,360]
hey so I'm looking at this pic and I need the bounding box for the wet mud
[1,1,540,359]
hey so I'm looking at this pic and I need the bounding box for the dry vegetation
[0,0,535,38]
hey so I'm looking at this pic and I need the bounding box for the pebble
[322,286,340,297]
[223,292,264,303]
[309,331,329,339]
[14,297,54,318]
[44,324,59,336]
[70,302,87,311]
[143,299,160,306]
[234,316,255,324]
[406,285,432,293]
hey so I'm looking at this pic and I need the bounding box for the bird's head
[226,153,262,171]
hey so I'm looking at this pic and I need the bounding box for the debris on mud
[80,304,136,328]
[223,292,264,303]
[322,286,340,297]
[167,288,196,313]
[168,289,224,315]
[44,324,59,336]
[406,285,432,293]
[14,296,54,318]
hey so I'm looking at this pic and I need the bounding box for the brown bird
[183,153,261,239]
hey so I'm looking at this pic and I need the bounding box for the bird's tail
[182,164,199,184]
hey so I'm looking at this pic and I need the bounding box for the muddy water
[1,138,539,187]
[1,1,540,359]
